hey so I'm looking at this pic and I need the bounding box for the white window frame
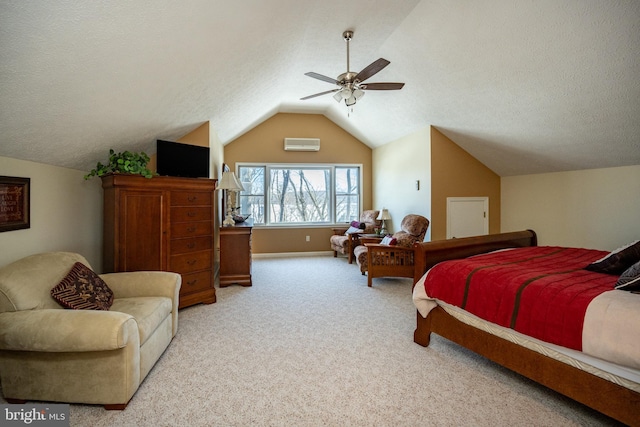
[236,162,363,228]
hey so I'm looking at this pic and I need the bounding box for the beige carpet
[6,256,622,426]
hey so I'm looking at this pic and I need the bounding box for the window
[237,164,361,225]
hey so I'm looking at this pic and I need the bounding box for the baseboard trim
[252,251,333,259]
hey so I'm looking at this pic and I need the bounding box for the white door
[447,197,489,239]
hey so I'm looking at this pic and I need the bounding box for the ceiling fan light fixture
[300,30,404,113]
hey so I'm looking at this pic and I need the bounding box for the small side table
[219,219,253,287]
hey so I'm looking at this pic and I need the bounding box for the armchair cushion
[51,262,114,310]
[111,297,172,345]
[360,210,380,228]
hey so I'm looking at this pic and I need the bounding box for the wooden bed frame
[412,230,640,426]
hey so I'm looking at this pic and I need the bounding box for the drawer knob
[187,259,196,265]
[187,211,196,217]
[187,243,195,249]
[187,227,196,232]
[188,196,197,202]
[187,279,197,286]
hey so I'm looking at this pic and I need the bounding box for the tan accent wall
[430,127,500,241]
[224,113,373,254]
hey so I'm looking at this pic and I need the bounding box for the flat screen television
[156,140,210,178]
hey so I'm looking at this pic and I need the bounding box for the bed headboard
[413,230,537,283]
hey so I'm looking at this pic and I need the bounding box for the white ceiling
[1,0,639,176]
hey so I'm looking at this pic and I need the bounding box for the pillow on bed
[615,260,640,292]
[585,240,640,275]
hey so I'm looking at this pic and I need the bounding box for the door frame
[446,197,489,239]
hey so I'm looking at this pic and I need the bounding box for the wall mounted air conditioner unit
[284,138,320,151]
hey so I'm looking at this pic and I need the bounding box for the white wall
[501,165,640,251]
[372,127,431,240]
[0,156,103,270]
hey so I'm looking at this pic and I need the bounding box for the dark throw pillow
[350,220,366,230]
[51,262,114,310]
[585,240,640,275]
[615,261,640,292]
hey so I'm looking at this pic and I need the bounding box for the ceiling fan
[300,30,405,110]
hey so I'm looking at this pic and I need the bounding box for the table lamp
[218,171,244,226]
[377,208,391,235]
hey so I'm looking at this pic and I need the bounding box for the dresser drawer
[171,206,211,223]
[171,221,212,238]
[171,236,212,255]
[171,191,212,207]
[180,270,212,294]
[170,250,212,274]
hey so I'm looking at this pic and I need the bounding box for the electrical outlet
[306,235,310,242]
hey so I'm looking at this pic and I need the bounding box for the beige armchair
[330,210,381,263]
[0,252,181,409]
[354,214,430,287]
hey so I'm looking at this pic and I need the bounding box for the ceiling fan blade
[355,58,390,83]
[304,72,339,85]
[300,88,340,100]
[361,82,405,90]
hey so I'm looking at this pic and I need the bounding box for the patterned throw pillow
[51,262,114,310]
[616,261,640,292]
[585,240,640,275]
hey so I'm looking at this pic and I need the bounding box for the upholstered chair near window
[330,210,381,264]
[354,214,430,287]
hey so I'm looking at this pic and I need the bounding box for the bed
[411,230,640,426]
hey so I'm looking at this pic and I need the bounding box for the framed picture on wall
[0,176,30,232]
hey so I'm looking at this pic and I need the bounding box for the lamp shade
[218,171,244,191]
[377,209,391,220]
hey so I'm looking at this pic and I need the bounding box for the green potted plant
[85,149,154,180]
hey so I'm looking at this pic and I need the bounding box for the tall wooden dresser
[101,174,217,308]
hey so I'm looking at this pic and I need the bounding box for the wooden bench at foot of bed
[412,230,640,427]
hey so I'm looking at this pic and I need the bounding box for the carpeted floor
[5,255,622,426]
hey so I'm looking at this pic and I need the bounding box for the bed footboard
[415,307,640,426]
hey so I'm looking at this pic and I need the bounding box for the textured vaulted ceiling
[1,1,639,176]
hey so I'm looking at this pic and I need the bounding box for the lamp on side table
[218,171,244,226]
[377,208,391,235]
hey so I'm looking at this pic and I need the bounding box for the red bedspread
[423,246,619,350]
